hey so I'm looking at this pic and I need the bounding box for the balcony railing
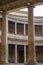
[7,33,28,40]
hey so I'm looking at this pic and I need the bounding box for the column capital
[27,3,35,8]
[0,11,8,16]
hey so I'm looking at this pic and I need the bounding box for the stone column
[0,43,1,64]
[6,15,8,63]
[24,24,26,35]
[27,5,35,65]
[15,45,17,63]
[15,22,17,34]
[24,45,26,64]
[1,12,7,64]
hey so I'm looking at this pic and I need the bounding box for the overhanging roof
[0,0,43,12]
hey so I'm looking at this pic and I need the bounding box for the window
[36,46,43,63]
[35,25,42,36]
[8,44,15,63]
[25,24,28,35]
[17,23,24,35]
[26,46,28,62]
[17,45,24,63]
[8,44,28,63]
[8,21,15,34]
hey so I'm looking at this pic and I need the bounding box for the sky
[34,5,43,16]
[20,5,43,16]
[10,5,43,16]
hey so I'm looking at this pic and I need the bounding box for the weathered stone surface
[27,5,35,65]
[1,12,6,64]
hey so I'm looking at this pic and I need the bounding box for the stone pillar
[1,12,7,64]
[6,15,8,63]
[15,45,17,63]
[0,43,1,64]
[24,45,26,64]
[15,22,17,34]
[24,24,26,35]
[27,5,35,65]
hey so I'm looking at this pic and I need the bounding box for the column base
[0,61,6,64]
[26,60,35,65]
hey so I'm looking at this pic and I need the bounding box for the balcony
[7,33,28,40]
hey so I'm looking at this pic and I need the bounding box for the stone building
[0,11,43,65]
[0,0,43,65]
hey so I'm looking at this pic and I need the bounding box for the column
[24,24,26,35]
[42,25,43,35]
[6,15,8,63]
[15,22,17,34]
[27,5,35,65]
[0,43,1,64]
[34,46,37,64]
[1,12,7,64]
[15,45,17,63]
[24,45,26,64]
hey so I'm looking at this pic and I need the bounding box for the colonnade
[0,4,35,65]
